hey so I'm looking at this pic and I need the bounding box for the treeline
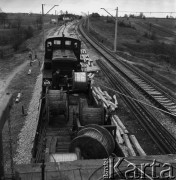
[58,13,81,20]
[0,13,43,30]
[0,13,44,50]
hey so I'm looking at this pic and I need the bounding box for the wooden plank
[98,94,110,107]
[113,115,129,134]
[111,119,124,144]
[103,91,112,100]
[119,144,129,157]
[130,135,146,156]
[97,87,105,96]
[116,129,124,144]
[123,134,136,156]
[113,95,118,106]
[108,101,117,110]
[111,117,124,135]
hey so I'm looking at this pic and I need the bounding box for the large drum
[69,124,115,159]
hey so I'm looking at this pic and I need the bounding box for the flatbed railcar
[31,35,123,172]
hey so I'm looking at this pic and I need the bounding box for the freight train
[31,35,123,165]
[4,26,175,180]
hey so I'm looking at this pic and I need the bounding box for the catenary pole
[114,7,118,52]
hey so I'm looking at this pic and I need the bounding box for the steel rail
[98,60,176,154]
[78,21,176,153]
[79,22,176,118]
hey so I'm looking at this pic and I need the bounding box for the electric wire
[107,9,176,14]
[91,78,176,117]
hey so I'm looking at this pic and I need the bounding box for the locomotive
[42,36,82,91]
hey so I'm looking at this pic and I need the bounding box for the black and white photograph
[0,0,176,179]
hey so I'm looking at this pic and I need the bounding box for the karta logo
[103,156,175,179]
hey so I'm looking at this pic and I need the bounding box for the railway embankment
[2,32,43,172]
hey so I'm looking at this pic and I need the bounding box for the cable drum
[69,124,115,159]
[80,107,104,125]
[83,124,115,152]
[48,90,67,116]
[72,72,88,91]
[50,153,78,163]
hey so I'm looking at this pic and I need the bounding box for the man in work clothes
[34,52,40,66]
[28,51,33,66]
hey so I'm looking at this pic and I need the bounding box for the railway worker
[34,51,40,66]
[28,50,33,66]
[52,69,60,89]
[105,105,112,125]
[28,50,32,59]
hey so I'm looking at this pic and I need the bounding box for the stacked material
[92,86,118,111]
[111,114,146,157]
[80,48,99,72]
[92,86,146,157]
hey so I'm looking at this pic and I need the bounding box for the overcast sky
[1,0,176,17]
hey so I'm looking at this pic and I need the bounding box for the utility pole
[101,7,118,52]
[42,4,45,50]
[114,7,118,52]
[88,11,90,31]
[42,4,59,50]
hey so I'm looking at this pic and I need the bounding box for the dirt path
[1,30,44,173]
[0,61,28,99]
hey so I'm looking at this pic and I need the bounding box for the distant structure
[50,19,57,24]
[0,7,3,13]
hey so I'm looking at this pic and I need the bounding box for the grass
[89,16,176,62]
[2,55,42,173]
[1,29,44,173]
[88,16,176,95]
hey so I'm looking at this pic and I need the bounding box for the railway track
[78,21,176,153]
[136,21,176,37]
[79,23,176,118]
[98,60,176,154]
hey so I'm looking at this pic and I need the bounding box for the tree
[25,26,34,39]
[60,10,63,15]
[129,14,135,18]
[36,15,42,30]
[139,12,144,19]
[16,15,22,30]
[91,13,100,18]
[0,12,7,28]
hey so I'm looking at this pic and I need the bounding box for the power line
[92,80,176,117]
[119,11,176,14]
